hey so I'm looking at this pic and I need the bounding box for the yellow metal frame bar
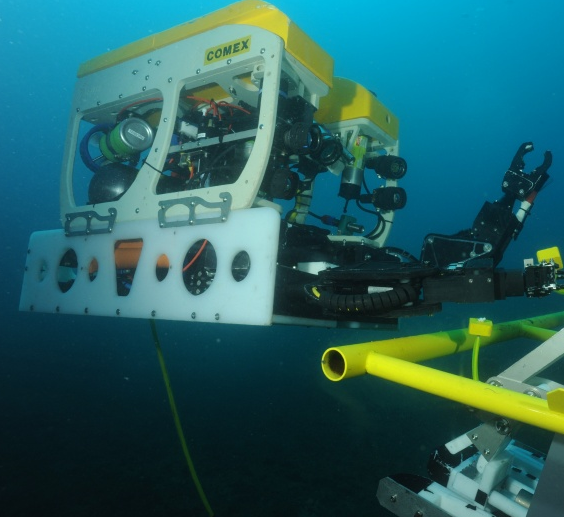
[321,311,564,434]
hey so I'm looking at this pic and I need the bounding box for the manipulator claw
[502,142,552,201]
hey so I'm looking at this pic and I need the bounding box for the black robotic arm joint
[503,142,552,202]
[422,142,553,270]
[420,142,555,305]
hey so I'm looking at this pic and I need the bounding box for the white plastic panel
[61,24,285,225]
[20,207,280,326]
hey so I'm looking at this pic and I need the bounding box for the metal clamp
[64,208,117,236]
[157,192,232,228]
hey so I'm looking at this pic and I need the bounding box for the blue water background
[1,1,564,515]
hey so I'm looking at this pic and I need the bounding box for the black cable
[362,177,371,195]
[142,159,164,175]
[355,198,379,216]
[308,211,323,221]
[365,211,386,240]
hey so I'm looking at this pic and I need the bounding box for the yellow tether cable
[471,335,481,381]
[149,319,215,517]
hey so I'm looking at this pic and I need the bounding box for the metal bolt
[84,308,89,314]
[472,434,478,441]
[147,58,152,64]
[260,48,266,54]
[151,310,156,317]
[132,69,138,75]
[196,68,201,74]
[484,449,490,456]
[142,86,147,91]
[215,313,220,321]
[155,60,161,66]
[145,75,149,80]
[390,495,397,503]
[495,418,510,435]
[135,208,140,214]
[116,309,121,316]
[227,59,232,65]
[168,77,172,83]
[191,312,196,319]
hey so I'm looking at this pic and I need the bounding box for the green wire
[149,319,215,517]
[471,335,481,381]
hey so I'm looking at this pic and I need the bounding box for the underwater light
[366,154,407,180]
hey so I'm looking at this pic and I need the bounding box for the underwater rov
[18,0,561,329]
[16,0,564,516]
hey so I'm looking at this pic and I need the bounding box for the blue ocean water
[1,1,564,515]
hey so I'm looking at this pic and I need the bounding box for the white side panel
[20,207,280,326]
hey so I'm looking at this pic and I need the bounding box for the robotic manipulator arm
[420,142,557,305]
[289,142,560,325]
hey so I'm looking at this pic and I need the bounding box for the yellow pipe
[322,311,564,381]
[364,352,564,435]
[519,324,557,341]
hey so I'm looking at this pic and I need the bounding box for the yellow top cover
[316,77,399,141]
[77,0,333,88]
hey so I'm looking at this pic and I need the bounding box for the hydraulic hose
[79,123,112,173]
